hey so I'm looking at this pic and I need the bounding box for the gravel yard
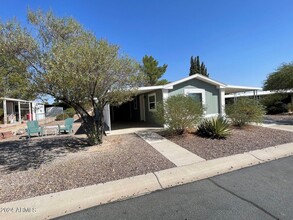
[0,134,175,203]
[162,126,293,160]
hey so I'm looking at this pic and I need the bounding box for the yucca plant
[197,117,232,139]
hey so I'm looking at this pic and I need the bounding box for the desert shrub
[267,102,288,114]
[260,93,289,114]
[226,98,265,127]
[197,117,231,139]
[155,94,204,135]
[64,107,76,117]
[55,113,69,121]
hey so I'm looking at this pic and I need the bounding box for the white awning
[225,85,262,94]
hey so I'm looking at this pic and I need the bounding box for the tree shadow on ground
[0,136,90,174]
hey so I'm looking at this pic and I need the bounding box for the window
[184,88,206,106]
[188,93,202,103]
[148,93,156,111]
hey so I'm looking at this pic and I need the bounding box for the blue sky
[1,0,293,87]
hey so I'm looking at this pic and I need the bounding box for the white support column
[219,88,226,117]
[18,101,21,123]
[28,102,32,121]
[162,89,169,101]
[103,104,111,131]
[3,99,7,125]
[162,89,169,128]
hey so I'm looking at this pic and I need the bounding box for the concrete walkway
[136,131,205,166]
[264,124,293,132]
[1,142,293,220]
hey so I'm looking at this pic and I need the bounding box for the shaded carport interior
[109,86,163,131]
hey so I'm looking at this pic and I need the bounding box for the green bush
[267,102,288,114]
[0,108,3,117]
[226,98,265,127]
[55,113,69,121]
[260,93,289,114]
[197,117,231,139]
[64,108,76,117]
[155,94,204,135]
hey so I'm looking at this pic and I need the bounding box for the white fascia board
[138,85,164,91]
[225,85,263,91]
[162,74,226,89]
[0,97,33,103]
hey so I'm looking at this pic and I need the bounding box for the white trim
[225,89,293,98]
[163,74,226,89]
[18,101,21,123]
[148,93,157,112]
[135,75,261,96]
[0,97,33,103]
[3,99,7,125]
[225,85,262,94]
[204,113,219,118]
[225,85,262,90]
[138,85,164,91]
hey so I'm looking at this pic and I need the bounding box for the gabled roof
[137,74,262,94]
[163,74,226,89]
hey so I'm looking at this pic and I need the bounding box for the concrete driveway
[57,156,293,220]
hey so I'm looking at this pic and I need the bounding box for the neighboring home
[0,97,45,126]
[105,74,261,131]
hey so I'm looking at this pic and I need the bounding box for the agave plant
[197,116,232,139]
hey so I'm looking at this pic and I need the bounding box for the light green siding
[144,89,163,125]
[168,79,220,115]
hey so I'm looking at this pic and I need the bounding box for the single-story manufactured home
[105,74,262,131]
[0,97,45,126]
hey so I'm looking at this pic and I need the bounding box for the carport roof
[136,74,262,94]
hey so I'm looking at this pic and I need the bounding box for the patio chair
[26,120,43,138]
[58,118,74,134]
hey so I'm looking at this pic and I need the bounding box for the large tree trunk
[80,108,104,145]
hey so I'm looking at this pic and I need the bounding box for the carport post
[3,99,7,125]
[18,101,21,123]
[29,102,32,121]
[219,88,226,117]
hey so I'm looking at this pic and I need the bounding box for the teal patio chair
[26,120,43,138]
[58,118,74,134]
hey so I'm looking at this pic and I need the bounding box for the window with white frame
[184,88,206,106]
[148,93,156,111]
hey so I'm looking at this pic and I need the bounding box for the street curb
[1,143,293,220]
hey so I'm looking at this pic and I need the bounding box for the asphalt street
[57,156,293,220]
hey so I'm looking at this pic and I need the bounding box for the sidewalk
[136,131,205,166]
[1,141,293,220]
